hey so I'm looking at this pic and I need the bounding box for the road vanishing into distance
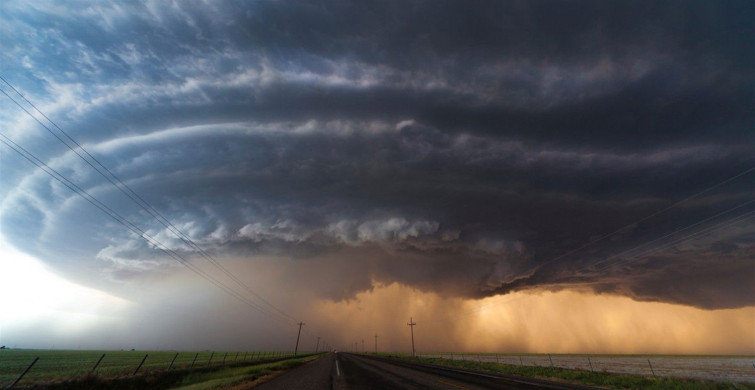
[254,353,600,390]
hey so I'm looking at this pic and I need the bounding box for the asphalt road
[254,353,602,390]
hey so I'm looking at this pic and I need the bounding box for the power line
[475,168,755,309]
[0,133,289,322]
[585,200,754,273]
[0,133,297,326]
[449,198,754,319]
[449,211,754,327]
[522,164,755,275]
[0,76,300,324]
[589,209,754,275]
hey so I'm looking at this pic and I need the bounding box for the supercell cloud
[0,0,753,336]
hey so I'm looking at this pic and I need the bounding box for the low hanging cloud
[0,0,752,315]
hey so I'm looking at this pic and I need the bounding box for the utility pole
[374,334,378,354]
[407,317,417,357]
[315,337,320,353]
[294,322,305,356]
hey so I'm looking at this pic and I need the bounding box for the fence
[0,349,302,388]
[416,353,755,383]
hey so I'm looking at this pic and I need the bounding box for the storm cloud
[1,0,753,318]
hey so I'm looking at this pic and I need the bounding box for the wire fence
[0,349,307,388]
[416,353,755,383]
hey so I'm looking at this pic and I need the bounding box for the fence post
[190,352,199,368]
[519,355,523,366]
[234,352,239,361]
[92,353,106,372]
[495,354,499,363]
[207,352,214,367]
[477,354,481,362]
[133,354,148,376]
[548,354,554,369]
[243,352,247,361]
[8,357,39,389]
[222,352,228,365]
[168,352,179,370]
[587,356,594,372]
[647,359,656,377]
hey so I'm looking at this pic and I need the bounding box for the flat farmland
[420,353,755,383]
[0,349,292,388]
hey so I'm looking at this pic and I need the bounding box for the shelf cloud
[0,0,752,343]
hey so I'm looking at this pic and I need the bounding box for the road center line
[335,359,341,376]
[437,379,469,389]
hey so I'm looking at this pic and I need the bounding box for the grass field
[416,352,755,383]
[0,349,299,388]
[388,354,755,390]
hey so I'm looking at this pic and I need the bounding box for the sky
[0,1,753,353]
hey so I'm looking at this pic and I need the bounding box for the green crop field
[0,349,296,388]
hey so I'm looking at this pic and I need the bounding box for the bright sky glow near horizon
[0,1,753,354]
[0,238,131,348]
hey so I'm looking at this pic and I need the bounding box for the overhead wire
[449,176,754,319]
[589,208,754,275]
[0,76,300,324]
[584,200,754,269]
[520,164,755,275]
[0,96,308,325]
[455,208,755,319]
[0,133,298,326]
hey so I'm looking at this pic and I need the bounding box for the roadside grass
[386,355,755,390]
[431,353,755,359]
[170,356,318,389]
[0,349,293,387]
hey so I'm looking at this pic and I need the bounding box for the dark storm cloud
[0,1,753,309]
